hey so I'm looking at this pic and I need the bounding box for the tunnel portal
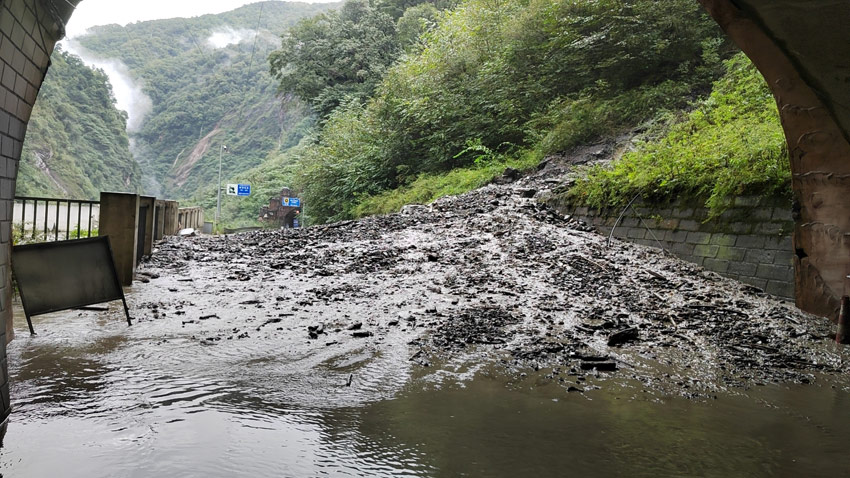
[0,0,847,424]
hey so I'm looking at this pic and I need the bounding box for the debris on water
[607,328,639,347]
[580,361,617,372]
[134,145,848,399]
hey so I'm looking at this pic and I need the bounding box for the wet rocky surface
[134,155,847,400]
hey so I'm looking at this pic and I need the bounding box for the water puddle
[1,306,849,476]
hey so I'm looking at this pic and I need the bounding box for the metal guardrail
[14,196,99,243]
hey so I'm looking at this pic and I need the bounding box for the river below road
[1,304,848,477]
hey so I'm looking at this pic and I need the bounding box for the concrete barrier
[99,192,139,286]
[139,196,155,259]
[163,201,179,236]
[178,207,204,230]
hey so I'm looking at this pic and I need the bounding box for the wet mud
[133,156,848,401]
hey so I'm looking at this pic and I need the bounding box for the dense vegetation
[267,0,735,223]
[20,0,787,230]
[567,53,788,216]
[73,1,335,201]
[19,47,141,199]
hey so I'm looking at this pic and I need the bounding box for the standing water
[0,304,848,477]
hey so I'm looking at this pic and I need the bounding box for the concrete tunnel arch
[0,0,846,424]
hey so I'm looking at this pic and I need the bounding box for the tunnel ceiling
[42,0,77,37]
[734,0,850,143]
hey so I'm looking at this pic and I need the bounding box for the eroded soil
[135,157,848,400]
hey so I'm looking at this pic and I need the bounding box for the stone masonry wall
[548,195,795,299]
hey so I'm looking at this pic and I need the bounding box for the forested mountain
[19,0,781,229]
[69,1,335,200]
[259,0,748,224]
[18,47,141,199]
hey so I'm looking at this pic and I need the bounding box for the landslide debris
[139,153,848,399]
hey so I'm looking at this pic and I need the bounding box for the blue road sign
[282,197,301,207]
[237,184,251,196]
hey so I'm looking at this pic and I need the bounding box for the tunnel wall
[699,0,850,320]
[0,0,65,422]
[549,195,795,299]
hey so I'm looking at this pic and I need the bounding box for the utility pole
[215,144,227,232]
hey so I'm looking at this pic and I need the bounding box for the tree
[268,0,401,118]
[396,3,439,48]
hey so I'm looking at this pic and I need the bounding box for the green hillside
[18,46,141,199]
[18,0,784,230]
[261,0,744,224]
[72,1,336,202]
[567,52,788,216]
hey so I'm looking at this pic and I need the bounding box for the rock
[579,360,617,371]
[352,331,373,338]
[348,322,363,330]
[308,323,325,339]
[492,167,520,184]
[400,204,429,215]
[607,327,639,347]
[571,351,609,362]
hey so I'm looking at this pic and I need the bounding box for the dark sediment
[137,152,848,399]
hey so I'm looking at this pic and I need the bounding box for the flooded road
[2,159,849,475]
[1,306,849,477]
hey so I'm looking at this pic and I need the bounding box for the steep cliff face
[700,0,850,320]
[18,47,142,199]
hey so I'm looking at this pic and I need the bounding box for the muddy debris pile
[139,156,847,398]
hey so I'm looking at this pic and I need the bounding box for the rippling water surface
[2,305,849,477]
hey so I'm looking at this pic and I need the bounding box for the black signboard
[11,236,131,334]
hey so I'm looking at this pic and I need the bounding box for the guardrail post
[163,201,179,236]
[99,192,139,286]
[139,196,155,259]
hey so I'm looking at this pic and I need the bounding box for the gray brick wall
[0,0,67,423]
[549,195,795,299]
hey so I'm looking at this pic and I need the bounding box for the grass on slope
[566,53,789,216]
[352,148,542,218]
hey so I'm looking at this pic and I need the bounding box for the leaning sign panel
[12,236,132,334]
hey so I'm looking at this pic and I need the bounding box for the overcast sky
[64,0,338,38]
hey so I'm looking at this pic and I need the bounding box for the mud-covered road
[135,159,847,401]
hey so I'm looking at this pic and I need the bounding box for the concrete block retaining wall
[548,195,795,299]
